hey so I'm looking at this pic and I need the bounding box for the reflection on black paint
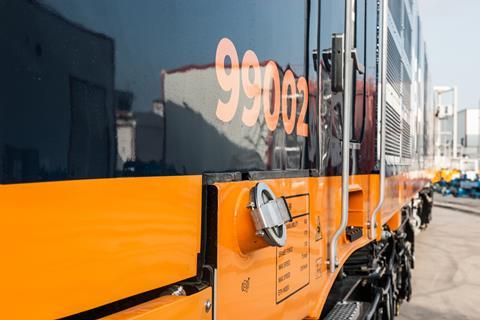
[69,77,113,179]
[318,0,378,176]
[319,0,345,176]
[1,0,314,184]
[1,0,115,183]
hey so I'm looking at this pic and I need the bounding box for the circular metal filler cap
[249,182,291,247]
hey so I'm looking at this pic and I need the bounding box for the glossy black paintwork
[318,0,378,176]
[1,0,320,183]
[355,0,379,174]
[1,0,385,184]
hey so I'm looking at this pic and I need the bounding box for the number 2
[296,77,309,137]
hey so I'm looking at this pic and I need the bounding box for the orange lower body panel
[214,175,373,319]
[0,170,431,319]
[0,176,202,319]
[214,171,430,319]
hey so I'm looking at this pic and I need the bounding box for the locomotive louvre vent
[403,6,413,62]
[388,0,403,34]
[402,119,412,159]
[387,31,402,97]
[385,103,401,157]
[402,65,412,111]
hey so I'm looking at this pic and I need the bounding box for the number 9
[215,38,240,123]
[241,50,261,127]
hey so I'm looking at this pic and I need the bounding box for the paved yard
[435,194,480,211]
[398,205,480,319]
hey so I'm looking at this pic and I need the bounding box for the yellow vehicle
[1,0,434,319]
[432,169,461,183]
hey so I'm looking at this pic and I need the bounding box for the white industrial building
[434,101,480,172]
[457,108,480,158]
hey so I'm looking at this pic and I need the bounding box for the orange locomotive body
[1,0,434,319]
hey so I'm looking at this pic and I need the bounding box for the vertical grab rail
[370,0,389,239]
[329,0,355,273]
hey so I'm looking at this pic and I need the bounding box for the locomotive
[0,0,434,319]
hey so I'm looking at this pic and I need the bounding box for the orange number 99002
[215,37,309,137]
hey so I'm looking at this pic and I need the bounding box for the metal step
[323,301,363,320]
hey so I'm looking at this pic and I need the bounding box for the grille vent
[402,65,411,110]
[387,31,402,96]
[385,103,401,157]
[389,0,403,33]
[403,8,412,61]
[402,119,412,158]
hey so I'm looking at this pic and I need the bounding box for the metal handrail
[370,0,389,239]
[329,0,354,273]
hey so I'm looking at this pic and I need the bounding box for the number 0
[282,70,296,135]
[263,61,281,131]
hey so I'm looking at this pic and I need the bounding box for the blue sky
[418,0,480,109]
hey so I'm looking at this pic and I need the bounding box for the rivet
[205,299,212,313]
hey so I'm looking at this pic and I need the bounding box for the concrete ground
[398,203,480,319]
[434,195,480,214]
